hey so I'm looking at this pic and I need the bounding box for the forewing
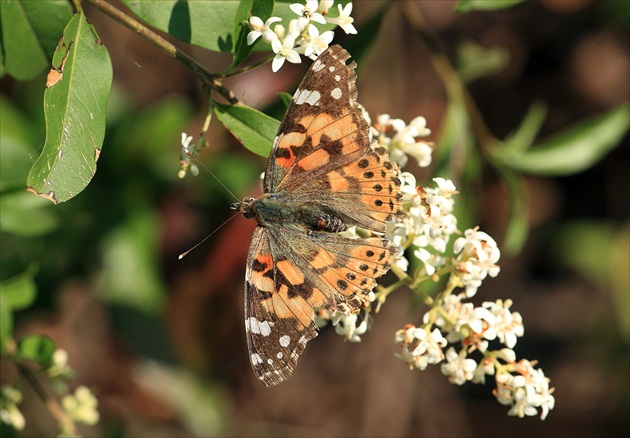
[263,45,370,192]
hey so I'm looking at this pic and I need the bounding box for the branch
[83,0,239,104]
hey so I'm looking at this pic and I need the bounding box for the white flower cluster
[0,386,25,431]
[394,285,554,419]
[386,173,459,276]
[494,359,556,420]
[247,1,357,72]
[61,386,100,426]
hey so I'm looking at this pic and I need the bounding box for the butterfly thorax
[234,193,347,233]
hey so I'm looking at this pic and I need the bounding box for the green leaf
[0,96,41,191]
[26,12,112,204]
[0,265,37,311]
[456,0,528,12]
[0,294,13,354]
[456,40,509,83]
[502,101,547,153]
[214,102,280,157]
[121,0,241,52]
[0,266,38,353]
[496,104,629,176]
[229,0,255,69]
[553,220,629,339]
[0,190,58,236]
[228,0,275,70]
[16,334,56,367]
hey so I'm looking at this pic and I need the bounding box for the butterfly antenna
[186,152,241,202]
[178,212,239,260]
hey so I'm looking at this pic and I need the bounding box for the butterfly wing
[263,46,369,193]
[245,225,398,386]
[262,45,402,232]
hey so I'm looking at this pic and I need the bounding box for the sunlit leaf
[214,102,280,157]
[121,0,241,52]
[26,12,112,204]
[496,104,629,176]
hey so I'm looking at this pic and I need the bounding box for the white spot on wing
[295,89,321,106]
[329,66,336,72]
[246,317,273,336]
[251,353,263,365]
[334,74,341,82]
[331,87,343,100]
[277,352,283,359]
[313,60,325,72]
[267,358,274,365]
[279,335,291,347]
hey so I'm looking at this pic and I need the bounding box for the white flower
[247,16,282,45]
[454,303,494,336]
[299,24,335,59]
[441,347,477,385]
[395,326,447,370]
[326,3,357,34]
[271,32,302,72]
[373,114,432,168]
[62,386,99,425]
[290,0,327,28]
[178,132,199,179]
[317,0,334,14]
[454,228,501,297]
[472,356,496,384]
[493,361,555,420]
[0,386,25,431]
[333,312,369,342]
[482,299,524,348]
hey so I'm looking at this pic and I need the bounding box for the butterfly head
[232,197,257,219]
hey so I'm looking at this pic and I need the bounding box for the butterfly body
[237,45,403,386]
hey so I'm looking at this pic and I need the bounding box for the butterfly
[233,45,403,386]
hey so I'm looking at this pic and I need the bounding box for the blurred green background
[1,0,628,436]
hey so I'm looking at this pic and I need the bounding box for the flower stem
[18,363,77,436]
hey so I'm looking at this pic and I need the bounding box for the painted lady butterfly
[233,45,403,386]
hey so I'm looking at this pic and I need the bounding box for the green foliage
[495,104,629,176]
[214,102,280,157]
